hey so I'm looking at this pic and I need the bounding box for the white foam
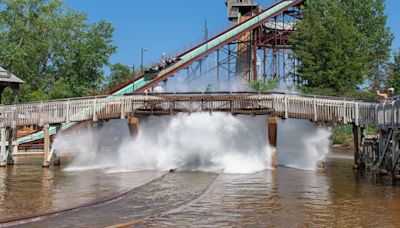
[54,114,331,173]
[54,113,273,174]
[277,119,331,170]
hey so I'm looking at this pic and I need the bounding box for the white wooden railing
[376,99,400,128]
[0,92,380,128]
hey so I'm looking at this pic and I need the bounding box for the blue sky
[65,0,400,69]
[385,0,400,50]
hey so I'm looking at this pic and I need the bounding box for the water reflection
[0,156,163,220]
[149,167,331,227]
[2,152,400,227]
[150,155,400,227]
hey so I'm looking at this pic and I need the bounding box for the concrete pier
[0,128,7,167]
[53,124,62,166]
[7,128,17,165]
[127,117,140,138]
[0,128,16,167]
[268,116,278,167]
[42,124,50,167]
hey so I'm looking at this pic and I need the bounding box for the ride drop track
[0,172,219,227]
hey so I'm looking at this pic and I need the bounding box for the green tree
[292,0,392,96]
[387,51,400,93]
[250,79,279,92]
[339,0,393,90]
[0,0,116,101]
[106,63,131,88]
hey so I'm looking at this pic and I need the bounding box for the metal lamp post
[141,48,148,74]
[203,19,211,41]
[131,64,135,93]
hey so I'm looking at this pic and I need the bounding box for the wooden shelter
[0,67,24,103]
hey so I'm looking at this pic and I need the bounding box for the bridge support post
[127,117,140,138]
[316,122,327,168]
[268,116,278,167]
[42,124,50,168]
[0,128,8,167]
[7,128,17,165]
[358,126,366,168]
[352,123,360,169]
[53,124,62,166]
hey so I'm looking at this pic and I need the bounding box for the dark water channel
[1,150,400,227]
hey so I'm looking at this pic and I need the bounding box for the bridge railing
[377,100,400,128]
[251,94,377,125]
[0,92,379,128]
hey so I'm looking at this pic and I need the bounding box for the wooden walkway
[0,92,380,128]
[2,91,400,172]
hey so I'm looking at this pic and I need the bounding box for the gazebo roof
[0,67,24,84]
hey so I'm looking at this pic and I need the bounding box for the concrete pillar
[127,117,140,138]
[0,128,7,167]
[352,123,360,169]
[43,124,50,168]
[268,116,278,167]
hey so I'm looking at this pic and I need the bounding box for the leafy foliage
[292,0,393,96]
[0,0,116,102]
[250,79,279,92]
[339,0,393,90]
[386,51,400,94]
[332,124,376,146]
[104,63,131,89]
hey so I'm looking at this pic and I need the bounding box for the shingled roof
[0,67,24,84]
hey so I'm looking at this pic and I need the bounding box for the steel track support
[217,49,220,89]
[252,29,258,81]
[263,47,267,82]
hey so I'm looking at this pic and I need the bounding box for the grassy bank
[331,124,376,147]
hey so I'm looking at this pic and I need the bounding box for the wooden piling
[352,123,360,169]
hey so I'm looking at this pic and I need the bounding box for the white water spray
[54,114,330,173]
[54,113,273,174]
[277,119,331,170]
[116,113,273,174]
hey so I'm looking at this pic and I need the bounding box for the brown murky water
[1,151,400,227]
[0,156,164,221]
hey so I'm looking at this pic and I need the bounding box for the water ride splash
[54,113,330,173]
[277,119,331,170]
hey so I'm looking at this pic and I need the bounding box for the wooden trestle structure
[0,92,396,174]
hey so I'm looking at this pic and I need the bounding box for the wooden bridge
[1,92,398,174]
[0,92,378,128]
